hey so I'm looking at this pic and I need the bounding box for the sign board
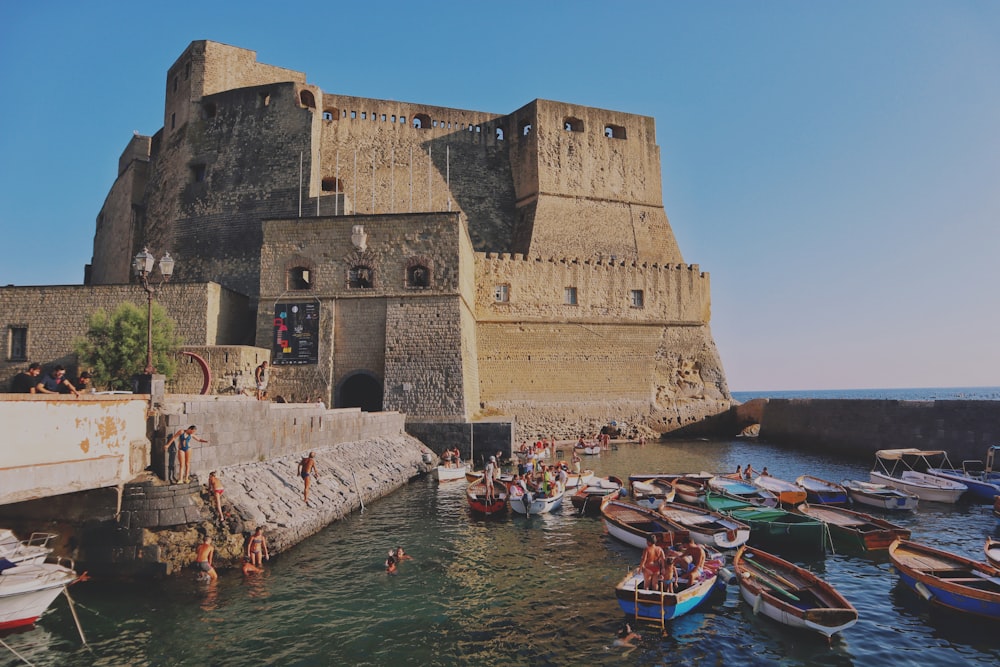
[273,302,319,365]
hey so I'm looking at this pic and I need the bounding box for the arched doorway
[337,372,383,412]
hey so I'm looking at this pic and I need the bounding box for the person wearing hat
[484,455,497,504]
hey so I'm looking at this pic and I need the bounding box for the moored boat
[628,476,676,510]
[600,494,690,550]
[708,476,778,507]
[508,483,564,516]
[466,479,508,516]
[794,503,910,552]
[0,560,80,630]
[657,501,750,550]
[889,539,1000,620]
[733,546,858,638]
[705,493,826,554]
[795,475,848,506]
[985,537,1000,570]
[0,530,57,567]
[753,475,807,506]
[434,464,468,482]
[870,449,967,503]
[571,476,624,515]
[614,549,725,628]
[841,479,918,511]
[672,474,712,505]
[565,470,595,490]
[925,450,1000,502]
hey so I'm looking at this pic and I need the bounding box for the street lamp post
[133,248,175,375]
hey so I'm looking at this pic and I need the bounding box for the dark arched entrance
[336,372,383,412]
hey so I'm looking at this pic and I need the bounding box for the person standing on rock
[297,452,319,503]
[207,471,225,522]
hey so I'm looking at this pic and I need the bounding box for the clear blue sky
[2,1,998,392]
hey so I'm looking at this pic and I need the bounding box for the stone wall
[0,282,250,388]
[169,345,269,396]
[758,399,1000,462]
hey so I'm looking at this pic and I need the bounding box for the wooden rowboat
[705,493,826,554]
[629,476,676,510]
[614,548,726,629]
[986,537,1000,570]
[466,479,508,516]
[794,503,910,552]
[434,465,467,482]
[600,493,690,550]
[709,476,778,507]
[794,475,848,506]
[571,476,623,515]
[753,475,807,506]
[841,479,918,511]
[673,475,711,505]
[889,539,1000,620]
[733,546,858,638]
[657,502,750,550]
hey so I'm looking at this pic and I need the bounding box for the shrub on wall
[74,302,183,390]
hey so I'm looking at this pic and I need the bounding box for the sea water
[3,390,1000,666]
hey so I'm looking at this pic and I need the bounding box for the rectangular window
[564,287,578,305]
[493,285,509,303]
[630,290,644,308]
[8,326,27,361]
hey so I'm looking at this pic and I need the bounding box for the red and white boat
[0,560,80,630]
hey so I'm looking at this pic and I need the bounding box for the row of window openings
[493,286,644,308]
[288,266,430,290]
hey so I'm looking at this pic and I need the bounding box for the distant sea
[732,385,1000,402]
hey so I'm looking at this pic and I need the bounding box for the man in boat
[484,456,497,503]
[194,535,218,581]
[639,534,665,590]
[297,452,319,503]
[679,543,706,584]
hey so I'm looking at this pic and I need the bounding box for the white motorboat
[508,485,564,516]
[841,479,918,511]
[434,465,468,482]
[869,449,967,503]
[0,530,57,567]
[0,561,79,630]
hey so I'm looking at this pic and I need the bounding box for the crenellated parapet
[474,253,710,324]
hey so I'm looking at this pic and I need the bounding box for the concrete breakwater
[736,398,1000,463]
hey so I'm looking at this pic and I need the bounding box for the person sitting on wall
[36,365,79,396]
[9,362,42,393]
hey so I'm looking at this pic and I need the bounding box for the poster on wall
[273,302,319,365]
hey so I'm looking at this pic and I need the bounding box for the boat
[841,479,918,511]
[753,475,807,506]
[600,493,690,550]
[0,530,57,567]
[794,475,848,506]
[466,479,508,516]
[705,493,826,554]
[571,476,623,515]
[733,546,858,638]
[924,447,1000,502]
[888,539,1000,620]
[434,464,468,482]
[672,474,713,505]
[869,449,968,503]
[581,445,601,455]
[0,560,80,630]
[794,503,910,552]
[708,476,778,507]
[986,537,1000,569]
[628,475,676,510]
[657,501,750,550]
[565,470,595,490]
[614,548,726,629]
[508,483,564,516]
[994,495,1000,519]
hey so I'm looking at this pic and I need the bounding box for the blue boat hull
[895,569,1000,620]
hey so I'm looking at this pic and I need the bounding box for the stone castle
[4,40,730,438]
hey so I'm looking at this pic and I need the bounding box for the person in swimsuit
[247,527,269,567]
[297,452,319,503]
[639,534,664,590]
[195,535,217,581]
[166,425,208,484]
[207,471,224,521]
[385,553,397,574]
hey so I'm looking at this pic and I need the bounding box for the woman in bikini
[247,527,269,567]
[166,425,208,484]
[639,534,664,590]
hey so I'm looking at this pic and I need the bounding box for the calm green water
[4,438,999,666]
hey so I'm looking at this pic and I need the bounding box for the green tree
[74,302,183,390]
